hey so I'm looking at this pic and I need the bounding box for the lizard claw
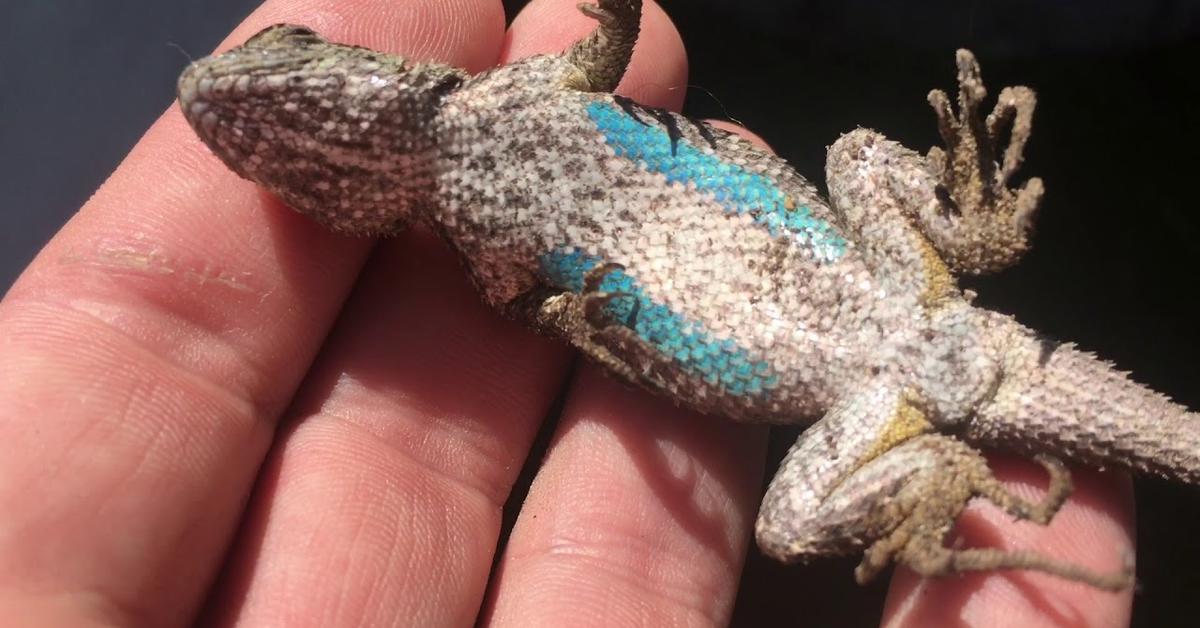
[580,262,641,328]
[578,2,616,27]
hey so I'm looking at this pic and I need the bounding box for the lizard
[175,0,1199,591]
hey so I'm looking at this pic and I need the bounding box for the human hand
[0,1,1134,625]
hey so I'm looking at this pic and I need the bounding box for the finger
[202,1,690,621]
[481,3,768,625]
[0,0,502,625]
[200,232,573,626]
[484,366,768,627]
[189,0,586,623]
[882,457,1135,627]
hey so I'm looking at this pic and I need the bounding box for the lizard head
[177,24,466,234]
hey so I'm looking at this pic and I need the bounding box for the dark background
[3,1,1198,625]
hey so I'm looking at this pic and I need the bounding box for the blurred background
[2,1,1198,625]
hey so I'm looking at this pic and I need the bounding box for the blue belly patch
[586,100,847,263]
[539,248,779,397]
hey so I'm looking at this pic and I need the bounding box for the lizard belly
[435,92,890,421]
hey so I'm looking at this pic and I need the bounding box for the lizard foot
[533,261,746,410]
[855,441,1133,591]
[577,262,642,329]
[924,49,1044,275]
[533,263,645,385]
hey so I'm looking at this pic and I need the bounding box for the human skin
[0,0,1134,626]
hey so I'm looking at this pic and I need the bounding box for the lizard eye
[244,24,323,48]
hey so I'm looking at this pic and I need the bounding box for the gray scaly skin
[177,0,1199,590]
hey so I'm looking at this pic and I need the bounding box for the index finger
[0,0,503,625]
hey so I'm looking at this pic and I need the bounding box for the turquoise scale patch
[539,248,779,397]
[586,100,848,263]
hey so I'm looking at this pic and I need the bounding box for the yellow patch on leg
[860,394,935,467]
[915,236,957,309]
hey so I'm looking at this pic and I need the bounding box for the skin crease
[0,0,1133,626]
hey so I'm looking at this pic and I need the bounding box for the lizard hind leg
[755,384,1133,590]
[923,49,1044,275]
[565,0,643,92]
[861,444,1133,591]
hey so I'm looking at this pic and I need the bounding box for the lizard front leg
[565,0,643,92]
[755,383,1133,590]
[523,258,774,418]
[528,263,655,388]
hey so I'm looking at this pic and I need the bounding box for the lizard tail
[966,323,1200,484]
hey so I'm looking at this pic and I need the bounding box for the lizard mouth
[176,60,224,144]
[176,56,275,184]
[176,24,339,150]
